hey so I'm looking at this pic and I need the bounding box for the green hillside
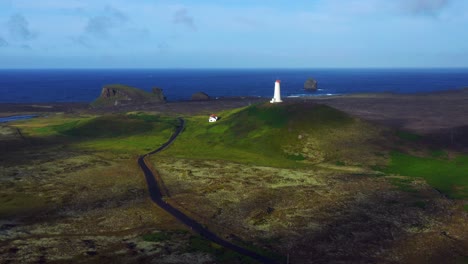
[14,102,467,198]
[162,102,467,198]
[383,151,468,199]
[24,113,177,154]
[165,102,387,167]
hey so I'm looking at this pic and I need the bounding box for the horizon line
[1,67,468,70]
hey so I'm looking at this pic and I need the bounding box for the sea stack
[304,78,318,91]
[270,80,283,103]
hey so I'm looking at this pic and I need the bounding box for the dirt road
[138,118,277,263]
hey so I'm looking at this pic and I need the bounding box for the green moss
[430,149,448,159]
[17,115,94,137]
[127,113,161,122]
[187,235,215,253]
[142,232,171,242]
[58,116,153,138]
[244,105,289,128]
[383,151,468,199]
[412,201,427,209]
[396,131,422,142]
[17,114,177,154]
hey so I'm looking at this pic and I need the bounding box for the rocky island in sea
[92,84,167,108]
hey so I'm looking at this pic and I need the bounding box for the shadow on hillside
[0,115,177,166]
[280,188,462,263]
[209,169,464,264]
[366,118,410,130]
[423,125,468,152]
[0,186,150,233]
[0,135,84,167]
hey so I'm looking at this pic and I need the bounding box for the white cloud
[7,14,37,41]
[173,8,196,31]
[84,6,128,38]
[402,0,451,15]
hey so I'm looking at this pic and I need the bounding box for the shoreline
[1,89,468,143]
[1,86,467,106]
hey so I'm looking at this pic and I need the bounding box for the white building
[209,114,218,122]
[270,80,283,103]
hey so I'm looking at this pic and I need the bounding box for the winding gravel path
[138,117,277,263]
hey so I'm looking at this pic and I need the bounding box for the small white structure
[209,114,218,122]
[270,80,283,103]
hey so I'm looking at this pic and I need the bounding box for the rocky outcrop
[100,87,130,99]
[304,78,318,91]
[92,84,166,108]
[191,92,210,101]
[152,87,167,102]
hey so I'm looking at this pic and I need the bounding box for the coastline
[1,89,468,146]
[2,68,468,103]
[0,102,88,117]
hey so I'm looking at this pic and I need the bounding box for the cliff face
[92,84,166,108]
[152,87,166,102]
[100,87,131,100]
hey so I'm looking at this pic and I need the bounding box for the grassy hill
[161,101,467,199]
[165,102,388,167]
[18,113,178,154]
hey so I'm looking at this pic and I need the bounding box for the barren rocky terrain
[152,155,466,263]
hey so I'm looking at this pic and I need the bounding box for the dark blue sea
[1,69,468,103]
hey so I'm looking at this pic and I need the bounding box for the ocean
[1,68,468,103]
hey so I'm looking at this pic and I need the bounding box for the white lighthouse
[270,80,283,103]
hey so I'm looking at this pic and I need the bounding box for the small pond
[0,115,38,123]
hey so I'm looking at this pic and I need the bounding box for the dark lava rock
[92,84,166,108]
[304,78,318,91]
[191,92,210,101]
[152,87,167,102]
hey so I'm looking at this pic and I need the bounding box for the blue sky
[0,0,467,68]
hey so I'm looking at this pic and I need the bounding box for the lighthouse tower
[270,80,283,103]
